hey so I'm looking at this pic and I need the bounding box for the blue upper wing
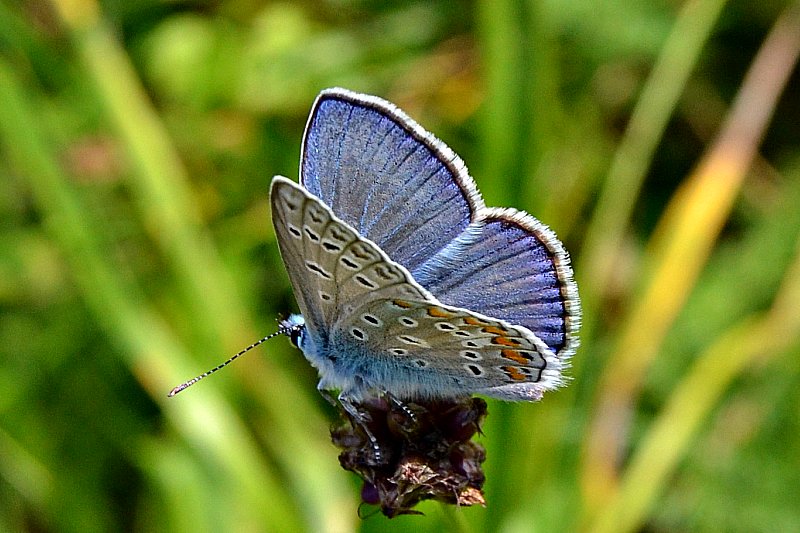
[301,89,483,273]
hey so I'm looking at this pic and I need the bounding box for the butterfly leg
[338,392,386,466]
[385,392,418,426]
[316,384,338,408]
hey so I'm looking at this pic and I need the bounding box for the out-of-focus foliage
[1,1,799,532]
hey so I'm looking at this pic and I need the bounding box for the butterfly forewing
[271,177,429,331]
[301,89,484,273]
[272,177,349,336]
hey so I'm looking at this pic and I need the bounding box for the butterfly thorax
[283,313,361,395]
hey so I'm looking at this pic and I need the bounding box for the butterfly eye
[289,326,304,348]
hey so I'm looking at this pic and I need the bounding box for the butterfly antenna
[167,323,300,397]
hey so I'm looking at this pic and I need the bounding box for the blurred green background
[2,0,800,531]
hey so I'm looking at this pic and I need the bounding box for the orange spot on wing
[392,300,413,309]
[427,306,452,318]
[503,366,527,381]
[464,316,491,327]
[494,336,521,347]
[482,325,507,335]
[501,349,529,365]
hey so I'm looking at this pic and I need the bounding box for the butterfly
[270,88,580,405]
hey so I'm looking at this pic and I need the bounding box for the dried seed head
[332,396,488,517]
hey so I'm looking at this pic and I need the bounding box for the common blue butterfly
[270,88,580,405]
[166,89,581,513]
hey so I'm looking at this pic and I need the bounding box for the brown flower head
[331,395,488,517]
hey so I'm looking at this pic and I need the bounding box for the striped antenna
[167,322,302,397]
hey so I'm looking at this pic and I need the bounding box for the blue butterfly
[270,88,580,405]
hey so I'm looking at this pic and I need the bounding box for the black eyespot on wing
[341,256,359,269]
[305,261,332,279]
[361,314,381,326]
[350,327,367,341]
[304,227,320,242]
[354,275,377,289]
[398,335,423,345]
[466,364,483,376]
[399,317,417,327]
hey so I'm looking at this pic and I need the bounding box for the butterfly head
[280,314,306,348]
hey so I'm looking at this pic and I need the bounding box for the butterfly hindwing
[414,209,580,359]
[332,297,563,400]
